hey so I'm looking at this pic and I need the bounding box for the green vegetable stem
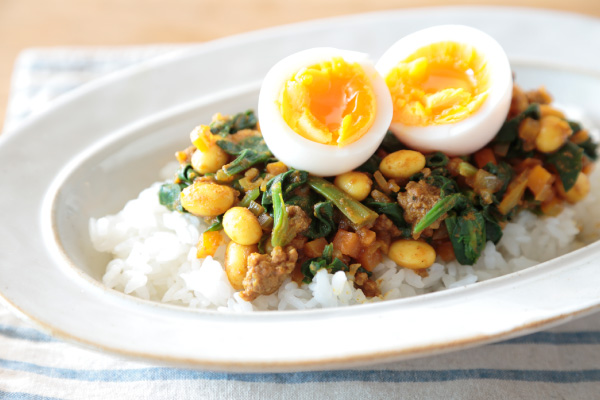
[271,181,295,247]
[307,176,378,228]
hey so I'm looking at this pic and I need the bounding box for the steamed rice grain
[89,169,600,312]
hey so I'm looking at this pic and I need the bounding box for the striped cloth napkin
[1,47,599,399]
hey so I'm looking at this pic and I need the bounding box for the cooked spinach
[363,199,411,237]
[493,104,541,143]
[424,174,458,197]
[445,210,487,265]
[304,201,336,240]
[270,181,295,247]
[380,130,405,153]
[301,243,348,283]
[158,183,185,212]
[209,110,257,136]
[176,164,198,184]
[413,193,466,235]
[578,138,598,161]
[307,176,379,228]
[205,215,223,232]
[546,141,583,192]
[425,152,449,168]
[356,153,381,174]
[262,170,309,207]
[217,135,272,177]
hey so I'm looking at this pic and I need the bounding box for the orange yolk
[385,42,490,126]
[279,57,376,147]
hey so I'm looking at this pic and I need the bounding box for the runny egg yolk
[279,57,376,147]
[385,42,491,126]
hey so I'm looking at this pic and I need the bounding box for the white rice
[89,167,600,312]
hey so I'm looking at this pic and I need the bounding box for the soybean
[225,241,257,290]
[191,147,228,174]
[180,182,235,217]
[379,150,426,179]
[535,115,572,153]
[388,239,436,270]
[223,207,263,245]
[334,171,372,201]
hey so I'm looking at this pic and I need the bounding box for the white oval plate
[1,7,600,372]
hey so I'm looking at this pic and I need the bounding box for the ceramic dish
[1,7,600,372]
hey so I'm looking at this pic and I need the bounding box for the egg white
[376,25,513,156]
[258,47,393,177]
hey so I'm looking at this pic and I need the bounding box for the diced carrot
[570,129,589,145]
[498,170,530,215]
[291,263,305,284]
[332,230,361,259]
[357,241,386,271]
[540,197,564,216]
[526,165,554,200]
[473,147,497,169]
[356,227,376,247]
[303,238,328,258]
[435,240,455,262]
[196,231,224,258]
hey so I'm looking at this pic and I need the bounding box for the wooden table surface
[1,0,599,131]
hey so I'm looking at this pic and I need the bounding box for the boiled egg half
[376,25,513,155]
[258,48,393,176]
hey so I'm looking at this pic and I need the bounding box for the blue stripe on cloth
[1,322,598,346]
[499,331,600,345]
[1,359,599,383]
[0,325,55,343]
[0,390,63,400]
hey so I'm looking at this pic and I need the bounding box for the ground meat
[397,180,445,239]
[287,205,311,236]
[354,271,380,298]
[240,246,298,301]
[372,214,402,245]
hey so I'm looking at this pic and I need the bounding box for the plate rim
[1,7,600,371]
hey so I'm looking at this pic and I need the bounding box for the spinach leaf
[159,183,185,212]
[363,199,411,237]
[271,181,295,247]
[356,153,381,174]
[567,120,597,161]
[413,194,467,235]
[301,243,349,283]
[445,210,487,265]
[578,138,598,161]
[217,134,272,177]
[209,110,257,136]
[262,170,309,207]
[304,201,336,240]
[307,176,379,229]
[425,152,449,168]
[424,174,458,197]
[205,215,223,232]
[568,121,582,134]
[546,141,583,192]
[493,104,541,143]
[223,149,272,176]
[380,130,405,153]
[176,164,198,184]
